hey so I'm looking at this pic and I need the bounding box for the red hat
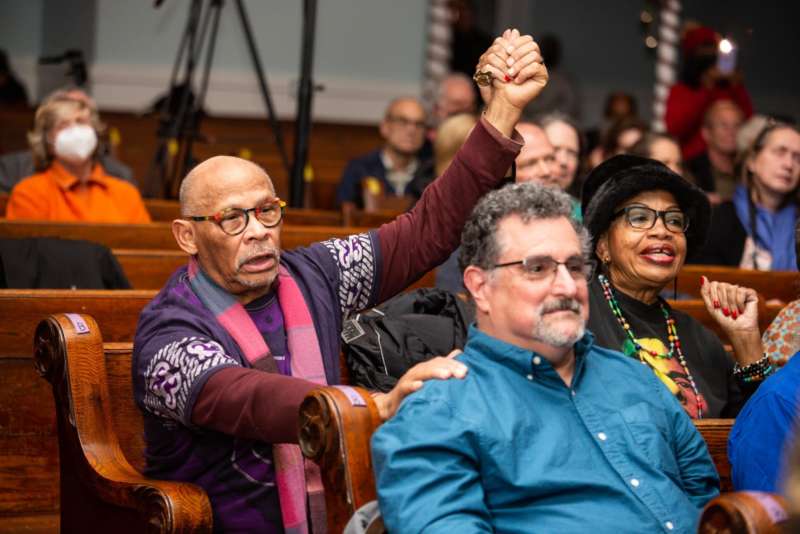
[682,26,718,55]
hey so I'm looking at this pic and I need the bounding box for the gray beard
[532,317,585,348]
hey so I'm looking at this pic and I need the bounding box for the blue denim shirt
[372,326,719,534]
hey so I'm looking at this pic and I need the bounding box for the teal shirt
[372,327,719,534]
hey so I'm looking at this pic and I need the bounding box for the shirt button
[597,432,607,441]
[571,390,576,397]
[526,374,534,381]
[630,478,640,488]
[532,356,542,365]
[665,521,674,530]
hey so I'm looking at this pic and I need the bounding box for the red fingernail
[700,277,705,286]
[732,310,738,319]
[713,300,720,309]
[722,307,730,316]
[504,74,511,82]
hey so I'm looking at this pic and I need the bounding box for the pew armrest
[34,314,212,533]
[298,385,382,534]
[698,491,788,533]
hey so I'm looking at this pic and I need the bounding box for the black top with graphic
[587,277,747,418]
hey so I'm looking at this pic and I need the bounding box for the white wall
[0,0,45,100]
[90,0,428,123]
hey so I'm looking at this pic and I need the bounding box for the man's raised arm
[375,29,549,301]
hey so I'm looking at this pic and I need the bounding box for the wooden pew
[34,314,212,533]
[668,299,783,346]
[113,248,187,289]
[143,198,345,227]
[111,248,436,292]
[0,267,439,529]
[0,290,155,532]
[298,387,784,534]
[0,220,370,251]
[678,265,800,304]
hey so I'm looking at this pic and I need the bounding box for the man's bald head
[179,156,275,217]
[381,97,427,156]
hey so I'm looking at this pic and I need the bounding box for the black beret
[581,154,711,258]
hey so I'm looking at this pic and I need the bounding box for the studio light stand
[148,0,293,199]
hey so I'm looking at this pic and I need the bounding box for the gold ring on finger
[473,70,493,87]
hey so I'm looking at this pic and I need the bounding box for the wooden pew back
[34,314,211,532]
[298,386,737,533]
[668,299,782,346]
[0,220,370,251]
[0,290,154,529]
[678,265,800,303]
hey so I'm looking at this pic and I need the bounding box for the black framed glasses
[613,206,689,233]
[187,198,286,236]
[386,115,427,130]
[493,255,596,281]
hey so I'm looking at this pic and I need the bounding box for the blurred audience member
[522,34,579,120]
[737,114,772,155]
[433,73,477,126]
[628,132,684,176]
[728,353,800,493]
[693,123,800,270]
[433,112,477,176]
[437,120,580,293]
[0,50,28,109]
[539,111,582,196]
[0,87,134,193]
[665,25,753,160]
[686,99,744,203]
[604,91,638,124]
[336,97,433,210]
[586,92,639,158]
[433,112,479,293]
[5,93,150,222]
[589,116,648,169]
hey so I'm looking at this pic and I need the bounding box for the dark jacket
[335,149,434,208]
[343,288,475,392]
[0,237,130,289]
[689,201,746,267]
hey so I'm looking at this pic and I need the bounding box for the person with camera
[665,25,753,161]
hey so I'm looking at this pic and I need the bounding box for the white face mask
[53,124,98,164]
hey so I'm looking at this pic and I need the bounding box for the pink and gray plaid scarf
[188,257,326,534]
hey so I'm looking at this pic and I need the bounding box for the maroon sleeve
[375,117,523,302]
[191,367,318,444]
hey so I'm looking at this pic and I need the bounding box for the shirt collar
[380,150,418,174]
[50,160,109,191]
[465,324,595,382]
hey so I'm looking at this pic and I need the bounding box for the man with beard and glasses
[133,28,548,534]
[372,183,719,534]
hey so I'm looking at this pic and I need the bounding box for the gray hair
[459,182,591,272]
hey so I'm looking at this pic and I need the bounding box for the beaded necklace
[598,274,704,418]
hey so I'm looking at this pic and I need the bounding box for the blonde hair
[27,93,105,170]
[434,112,478,175]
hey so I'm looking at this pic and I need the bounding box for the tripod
[148,0,291,199]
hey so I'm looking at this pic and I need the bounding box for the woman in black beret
[582,155,772,418]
